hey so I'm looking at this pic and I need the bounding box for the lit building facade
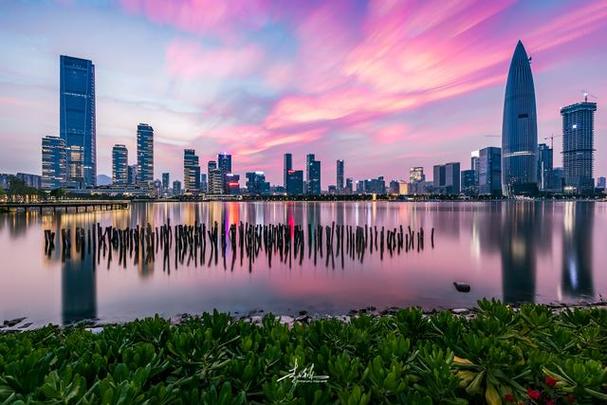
[42,135,67,190]
[479,147,502,195]
[60,55,96,187]
[112,144,128,185]
[137,123,154,184]
[183,149,201,192]
[501,41,538,196]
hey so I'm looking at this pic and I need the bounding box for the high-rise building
[433,163,460,195]
[41,136,67,190]
[336,160,344,192]
[597,177,606,190]
[172,180,182,196]
[162,172,170,191]
[225,173,240,194]
[16,173,42,189]
[200,173,208,193]
[389,179,400,195]
[112,145,128,185]
[217,152,232,192]
[501,41,538,196]
[537,143,553,192]
[306,154,321,194]
[409,167,426,194]
[283,153,292,189]
[461,170,477,196]
[471,150,480,190]
[359,177,386,194]
[479,147,502,195]
[561,99,597,195]
[137,123,154,184]
[246,172,270,195]
[127,164,137,186]
[345,178,353,194]
[207,161,223,194]
[286,170,304,195]
[60,55,96,188]
[183,149,201,192]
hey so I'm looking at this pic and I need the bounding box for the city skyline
[1,1,607,185]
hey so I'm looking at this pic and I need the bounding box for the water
[1,201,606,326]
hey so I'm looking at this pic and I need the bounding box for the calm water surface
[1,201,606,326]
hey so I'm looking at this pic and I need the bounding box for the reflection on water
[0,201,605,326]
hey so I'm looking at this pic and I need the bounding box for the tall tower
[112,144,128,185]
[336,160,344,192]
[183,149,201,192]
[283,153,292,189]
[60,55,96,187]
[561,99,597,195]
[41,136,67,190]
[501,41,538,196]
[137,123,154,184]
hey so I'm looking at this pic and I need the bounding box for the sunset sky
[1,0,606,185]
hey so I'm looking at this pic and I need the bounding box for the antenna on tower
[581,89,597,102]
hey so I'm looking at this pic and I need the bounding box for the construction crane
[544,133,562,150]
[581,90,598,102]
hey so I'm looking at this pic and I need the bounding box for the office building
[409,167,426,194]
[16,173,42,189]
[127,164,137,186]
[537,143,553,192]
[225,173,240,194]
[501,41,538,196]
[461,170,477,196]
[286,170,304,195]
[561,98,597,195]
[283,153,292,189]
[345,178,353,194]
[172,180,182,196]
[162,172,169,192]
[60,55,96,187]
[111,144,128,185]
[597,177,606,191]
[433,162,460,195]
[41,136,67,190]
[183,149,201,192]
[471,150,480,190]
[246,172,270,195]
[200,173,208,193]
[359,177,386,194]
[336,160,344,192]
[207,161,223,194]
[137,123,154,184]
[306,154,321,195]
[479,147,502,195]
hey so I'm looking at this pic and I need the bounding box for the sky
[0,0,606,185]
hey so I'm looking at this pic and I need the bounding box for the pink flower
[544,375,557,387]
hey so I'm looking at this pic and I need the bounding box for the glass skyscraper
[283,153,292,189]
[561,99,597,195]
[537,143,554,192]
[60,55,96,187]
[501,41,538,196]
[336,159,344,192]
[41,136,67,190]
[137,123,154,184]
[112,144,128,185]
[306,154,321,195]
[183,149,201,192]
[479,147,502,195]
[286,170,304,195]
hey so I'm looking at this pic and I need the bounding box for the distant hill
[96,174,112,186]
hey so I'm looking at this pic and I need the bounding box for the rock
[453,282,471,293]
[451,308,469,315]
[18,322,33,329]
[295,315,311,324]
[3,317,26,327]
[85,327,104,334]
[298,310,308,316]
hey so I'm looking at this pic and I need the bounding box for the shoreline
[3,299,606,333]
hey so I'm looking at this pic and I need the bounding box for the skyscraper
[127,164,137,186]
[306,154,321,195]
[561,98,597,195]
[60,55,96,187]
[537,143,553,192]
[172,180,182,196]
[41,136,67,190]
[286,170,304,195]
[183,149,201,192]
[461,170,477,196]
[479,147,502,195]
[112,145,128,185]
[501,41,538,196]
[336,159,344,192]
[283,153,292,189]
[137,123,154,184]
[200,173,208,193]
[207,161,223,194]
[246,172,270,195]
[433,162,460,195]
[162,172,170,191]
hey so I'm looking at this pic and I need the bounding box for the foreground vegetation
[1,300,606,404]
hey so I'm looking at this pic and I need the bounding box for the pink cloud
[120,0,271,38]
[165,39,264,79]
